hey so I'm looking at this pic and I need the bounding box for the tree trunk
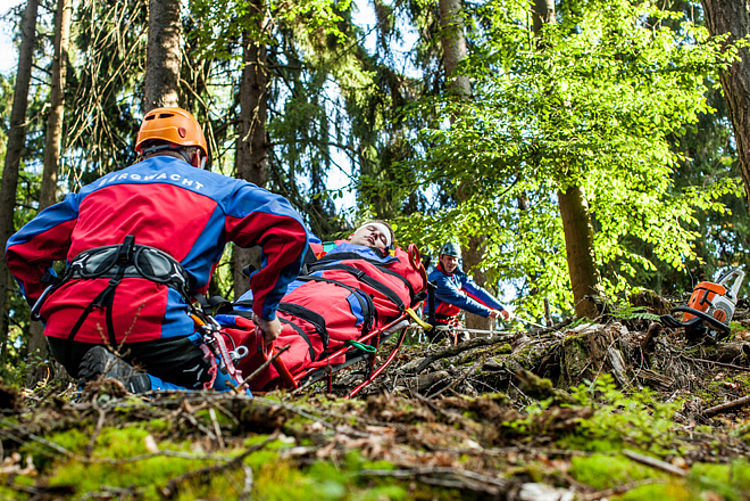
[439,0,491,331]
[558,186,603,318]
[143,0,181,111]
[438,0,470,96]
[232,3,270,300]
[39,0,71,210]
[27,0,72,382]
[0,0,40,363]
[701,0,750,211]
[532,0,602,319]
[532,0,555,34]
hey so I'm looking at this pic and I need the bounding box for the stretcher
[211,243,433,398]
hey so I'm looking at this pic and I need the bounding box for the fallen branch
[430,357,485,398]
[678,353,750,373]
[702,395,750,418]
[622,449,687,477]
[411,318,577,374]
[360,466,507,495]
[412,333,516,373]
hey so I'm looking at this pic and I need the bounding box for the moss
[193,407,235,428]
[0,484,30,500]
[19,428,90,472]
[484,392,508,402]
[688,459,750,501]
[37,425,219,498]
[617,482,690,500]
[146,418,170,433]
[494,343,513,354]
[246,448,411,500]
[570,453,666,490]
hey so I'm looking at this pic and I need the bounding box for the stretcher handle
[408,243,429,287]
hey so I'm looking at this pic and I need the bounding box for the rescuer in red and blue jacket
[424,242,511,329]
[5,107,308,393]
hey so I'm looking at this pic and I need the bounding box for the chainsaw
[661,268,745,342]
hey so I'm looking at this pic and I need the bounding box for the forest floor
[1,295,750,500]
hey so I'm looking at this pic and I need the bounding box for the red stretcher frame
[254,307,422,398]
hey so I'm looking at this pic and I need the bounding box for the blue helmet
[440,241,461,258]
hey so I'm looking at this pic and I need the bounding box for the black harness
[33,235,193,347]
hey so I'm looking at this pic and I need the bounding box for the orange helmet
[135,107,208,159]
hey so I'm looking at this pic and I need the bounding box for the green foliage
[562,375,683,454]
[398,0,743,317]
[609,304,661,322]
[570,453,666,489]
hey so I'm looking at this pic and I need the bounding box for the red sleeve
[225,212,308,320]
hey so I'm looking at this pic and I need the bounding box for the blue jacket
[424,262,505,319]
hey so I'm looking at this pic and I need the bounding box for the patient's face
[350,224,389,250]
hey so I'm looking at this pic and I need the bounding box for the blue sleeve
[460,274,505,311]
[5,194,80,301]
[433,272,494,317]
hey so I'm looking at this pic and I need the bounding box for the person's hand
[501,309,513,320]
[488,309,502,319]
[253,314,282,344]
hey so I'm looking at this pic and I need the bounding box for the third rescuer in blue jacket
[424,242,511,327]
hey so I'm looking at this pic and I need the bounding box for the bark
[531,0,602,318]
[232,2,270,300]
[701,0,750,211]
[39,0,71,211]
[438,0,470,96]
[558,186,603,318]
[532,0,555,34]
[143,0,181,111]
[26,0,72,378]
[0,0,40,363]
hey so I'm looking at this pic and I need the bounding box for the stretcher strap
[345,340,377,353]
[278,302,329,348]
[406,307,432,331]
[307,263,406,312]
[309,257,415,300]
[296,275,376,335]
[279,318,316,361]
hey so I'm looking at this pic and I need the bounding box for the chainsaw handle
[671,306,730,334]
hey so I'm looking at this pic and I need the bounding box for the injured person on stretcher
[218,220,428,391]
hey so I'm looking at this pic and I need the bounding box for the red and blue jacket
[5,155,308,344]
[424,262,505,321]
